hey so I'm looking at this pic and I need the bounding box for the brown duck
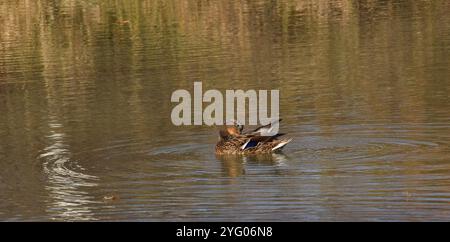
[215,119,292,155]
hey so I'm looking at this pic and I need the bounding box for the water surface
[1,0,450,221]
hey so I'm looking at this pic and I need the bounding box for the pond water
[1,0,450,221]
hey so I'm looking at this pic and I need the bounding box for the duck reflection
[216,153,289,177]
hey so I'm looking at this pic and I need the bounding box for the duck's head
[227,126,240,136]
[218,126,240,141]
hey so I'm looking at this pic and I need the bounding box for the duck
[215,119,292,155]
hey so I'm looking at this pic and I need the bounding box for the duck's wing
[248,119,283,136]
[240,133,286,150]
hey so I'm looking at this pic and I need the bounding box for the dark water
[1,0,450,221]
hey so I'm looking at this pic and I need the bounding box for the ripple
[289,123,447,164]
[38,119,99,221]
[150,143,207,155]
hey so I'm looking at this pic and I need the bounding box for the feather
[249,119,283,136]
[241,139,259,150]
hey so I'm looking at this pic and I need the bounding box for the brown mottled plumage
[215,121,292,155]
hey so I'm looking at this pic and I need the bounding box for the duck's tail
[271,138,293,151]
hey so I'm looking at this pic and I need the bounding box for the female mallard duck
[215,119,292,155]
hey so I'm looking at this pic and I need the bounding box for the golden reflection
[1,0,448,136]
